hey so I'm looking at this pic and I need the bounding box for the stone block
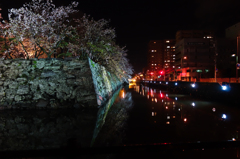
[41,71,56,78]
[36,61,45,69]
[9,81,18,89]
[66,74,75,79]
[17,85,29,95]
[67,79,76,85]
[3,60,11,64]
[14,95,22,102]
[43,66,61,70]
[16,78,27,82]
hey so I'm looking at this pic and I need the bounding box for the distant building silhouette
[146,40,175,80]
[175,30,215,81]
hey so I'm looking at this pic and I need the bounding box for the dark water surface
[95,84,240,146]
[1,84,240,158]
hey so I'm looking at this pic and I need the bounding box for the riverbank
[140,81,240,106]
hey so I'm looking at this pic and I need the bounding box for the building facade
[163,39,176,80]
[175,38,215,81]
[146,40,164,80]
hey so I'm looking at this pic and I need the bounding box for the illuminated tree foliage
[0,0,133,80]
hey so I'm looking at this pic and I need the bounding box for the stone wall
[0,58,122,109]
[89,59,122,106]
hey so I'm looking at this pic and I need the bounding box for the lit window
[167,60,170,62]
[173,58,175,59]
[151,50,157,52]
[167,46,170,48]
[154,42,156,44]
[166,40,170,43]
[172,46,175,48]
[173,49,175,51]
[183,56,187,59]
[173,55,175,56]
[152,64,154,65]
[166,64,168,65]
[164,60,166,62]
[152,56,154,57]
[173,66,175,68]
[155,64,157,66]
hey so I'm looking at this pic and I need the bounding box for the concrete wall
[0,58,122,109]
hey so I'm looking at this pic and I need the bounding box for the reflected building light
[155,112,157,116]
[191,83,196,88]
[152,112,154,116]
[175,97,178,100]
[166,82,168,84]
[192,102,195,107]
[160,93,164,98]
[212,107,216,112]
[184,118,187,122]
[152,98,154,102]
[232,138,236,141]
[147,95,149,99]
[122,92,125,98]
[167,102,170,105]
[175,82,178,86]
[140,92,141,95]
[173,107,175,110]
[173,105,175,107]
[166,121,170,124]
[178,108,181,111]
[160,90,161,93]
[173,116,176,118]
[152,107,154,109]
[165,102,167,104]
[154,121,156,123]
[166,106,168,109]
[155,98,157,103]
[166,94,168,97]
[167,116,170,119]
[222,114,227,119]
[154,89,156,93]
[173,102,175,104]
[162,100,164,102]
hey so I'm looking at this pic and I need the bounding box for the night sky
[1,0,240,73]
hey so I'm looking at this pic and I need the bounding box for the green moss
[91,60,95,67]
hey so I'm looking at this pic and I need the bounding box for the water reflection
[0,86,133,151]
[92,86,133,147]
[129,84,240,143]
[0,109,98,151]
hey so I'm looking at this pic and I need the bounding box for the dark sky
[1,0,240,73]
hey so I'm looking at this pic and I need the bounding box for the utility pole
[213,37,217,83]
[237,36,239,83]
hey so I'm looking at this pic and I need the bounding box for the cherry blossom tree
[4,0,79,58]
[1,1,133,80]
[74,15,133,81]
